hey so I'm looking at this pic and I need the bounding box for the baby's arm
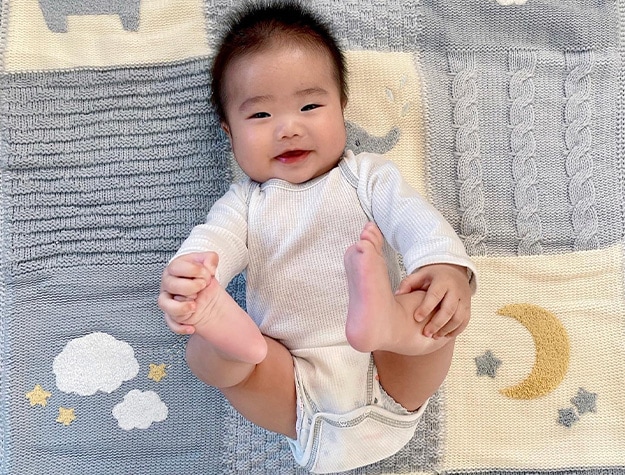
[158,182,252,335]
[158,252,219,335]
[349,153,475,338]
[396,263,472,339]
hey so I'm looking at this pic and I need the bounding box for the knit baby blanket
[1,0,624,474]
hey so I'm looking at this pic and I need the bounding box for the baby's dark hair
[211,0,348,122]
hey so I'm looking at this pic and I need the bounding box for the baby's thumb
[395,272,428,295]
[200,252,219,274]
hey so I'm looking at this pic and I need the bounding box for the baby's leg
[187,334,297,438]
[186,274,297,438]
[344,223,449,356]
[374,341,455,412]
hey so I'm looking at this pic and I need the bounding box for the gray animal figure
[345,120,400,156]
[39,0,141,33]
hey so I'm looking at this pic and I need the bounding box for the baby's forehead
[229,47,336,90]
[241,32,335,63]
[227,41,337,80]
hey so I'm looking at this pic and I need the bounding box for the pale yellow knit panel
[444,244,625,470]
[344,51,427,196]
[4,0,209,71]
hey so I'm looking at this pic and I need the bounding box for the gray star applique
[475,350,502,378]
[571,388,597,415]
[557,408,579,428]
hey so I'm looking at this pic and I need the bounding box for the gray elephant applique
[345,120,400,156]
[39,0,141,32]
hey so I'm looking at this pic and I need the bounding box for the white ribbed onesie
[175,150,477,473]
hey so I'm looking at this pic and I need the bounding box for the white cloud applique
[112,389,169,430]
[48,332,169,431]
[53,332,140,396]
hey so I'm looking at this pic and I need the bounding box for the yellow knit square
[3,0,209,71]
[443,244,625,470]
[344,51,427,196]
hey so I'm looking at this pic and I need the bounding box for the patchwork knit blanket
[1,0,624,474]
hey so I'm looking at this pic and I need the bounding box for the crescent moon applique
[497,303,570,400]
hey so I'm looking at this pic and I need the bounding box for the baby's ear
[221,122,232,139]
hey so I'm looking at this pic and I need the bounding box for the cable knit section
[509,50,542,255]
[449,51,487,256]
[564,51,598,251]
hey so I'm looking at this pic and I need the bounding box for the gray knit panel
[2,60,231,275]
[0,59,239,474]
[206,0,421,52]
[418,0,616,51]
[6,265,229,475]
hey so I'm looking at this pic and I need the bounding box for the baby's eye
[249,112,270,119]
[301,104,321,111]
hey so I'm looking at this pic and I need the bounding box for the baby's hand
[396,263,472,339]
[157,252,219,335]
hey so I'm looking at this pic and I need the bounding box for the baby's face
[221,43,347,184]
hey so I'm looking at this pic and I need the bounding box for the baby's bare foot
[344,223,451,356]
[193,276,267,364]
[344,223,397,352]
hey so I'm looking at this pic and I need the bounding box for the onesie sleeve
[347,151,477,292]
[173,181,251,286]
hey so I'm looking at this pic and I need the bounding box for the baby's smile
[275,150,310,164]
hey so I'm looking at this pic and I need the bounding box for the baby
[158,1,476,473]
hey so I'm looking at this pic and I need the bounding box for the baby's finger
[168,257,211,280]
[431,314,463,339]
[422,295,459,337]
[414,286,445,323]
[164,313,195,335]
[441,318,469,338]
[435,301,471,338]
[395,281,411,295]
[162,273,207,296]
[174,294,197,302]
[157,291,196,319]
[200,252,219,275]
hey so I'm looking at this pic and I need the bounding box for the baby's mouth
[275,150,310,163]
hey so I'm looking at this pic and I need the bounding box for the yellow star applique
[26,384,52,407]
[148,363,167,382]
[56,407,76,426]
